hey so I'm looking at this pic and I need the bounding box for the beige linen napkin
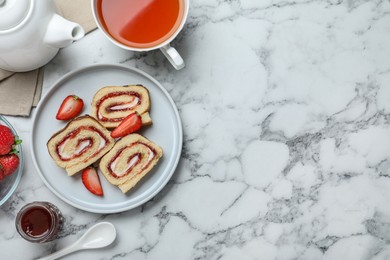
[0,0,97,117]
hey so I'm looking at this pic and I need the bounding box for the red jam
[16,202,63,243]
[21,207,52,237]
[96,91,142,122]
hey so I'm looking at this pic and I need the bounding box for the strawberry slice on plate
[81,167,103,196]
[111,112,142,138]
[56,95,84,120]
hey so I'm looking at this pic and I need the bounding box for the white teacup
[91,0,189,70]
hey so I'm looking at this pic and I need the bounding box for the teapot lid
[0,0,32,31]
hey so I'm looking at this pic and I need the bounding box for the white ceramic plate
[31,64,182,213]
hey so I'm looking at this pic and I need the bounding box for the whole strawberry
[0,154,19,177]
[0,125,15,155]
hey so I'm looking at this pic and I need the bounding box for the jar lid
[0,0,32,31]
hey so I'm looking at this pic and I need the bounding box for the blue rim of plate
[30,64,183,213]
[0,115,24,207]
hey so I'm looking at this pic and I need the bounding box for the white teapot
[0,0,84,72]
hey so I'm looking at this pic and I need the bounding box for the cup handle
[160,44,185,70]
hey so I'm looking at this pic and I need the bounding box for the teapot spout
[44,14,84,48]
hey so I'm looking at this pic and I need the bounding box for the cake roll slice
[99,134,163,193]
[91,85,152,129]
[47,115,115,176]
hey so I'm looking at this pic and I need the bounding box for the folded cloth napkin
[0,0,97,117]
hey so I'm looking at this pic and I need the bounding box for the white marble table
[3,1,390,259]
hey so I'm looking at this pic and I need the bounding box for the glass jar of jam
[15,201,63,243]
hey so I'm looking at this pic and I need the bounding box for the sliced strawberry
[56,95,84,121]
[111,112,142,138]
[0,154,19,176]
[0,125,15,155]
[81,167,103,196]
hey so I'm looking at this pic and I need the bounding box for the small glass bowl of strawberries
[0,115,23,206]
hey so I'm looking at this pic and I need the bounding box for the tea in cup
[91,0,189,70]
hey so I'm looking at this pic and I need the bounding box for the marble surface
[2,0,390,259]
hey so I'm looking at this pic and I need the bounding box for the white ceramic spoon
[37,222,116,260]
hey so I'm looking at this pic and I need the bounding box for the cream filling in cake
[109,97,140,111]
[109,147,155,177]
[110,154,140,177]
[97,94,145,119]
[98,136,106,150]
[97,97,140,119]
[58,138,91,159]
[57,138,70,159]
[74,140,91,155]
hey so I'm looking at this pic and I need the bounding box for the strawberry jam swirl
[56,126,108,161]
[108,142,156,178]
[96,91,141,122]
